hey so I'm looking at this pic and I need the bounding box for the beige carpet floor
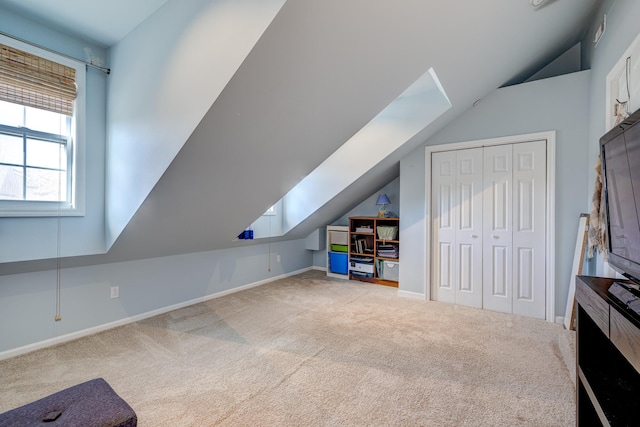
[0,270,576,426]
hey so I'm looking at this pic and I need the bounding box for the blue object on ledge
[238,230,254,240]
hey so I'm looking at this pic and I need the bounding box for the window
[263,204,277,216]
[0,36,85,217]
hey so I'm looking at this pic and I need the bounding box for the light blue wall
[524,43,582,83]
[334,178,400,225]
[585,0,640,191]
[398,149,426,296]
[583,0,640,276]
[0,9,108,264]
[0,239,311,356]
[399,70,592,317]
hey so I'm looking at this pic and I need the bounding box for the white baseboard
[398,290,425,299]
[0,267,312,361]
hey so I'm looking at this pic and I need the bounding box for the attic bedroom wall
[0,239,311,356]
[580,0,640,277]
[397,0,640,320]
[399,69,591,319]
[0,9,108,264]
[584,0,640,225]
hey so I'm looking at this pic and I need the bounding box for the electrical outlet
[110,286,119,299]
[276,255,281,263]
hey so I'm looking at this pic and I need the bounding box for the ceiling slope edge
[248,68,451,238]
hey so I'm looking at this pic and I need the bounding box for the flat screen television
[600,107,640,285]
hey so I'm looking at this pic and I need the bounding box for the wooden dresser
[575,276,640,426]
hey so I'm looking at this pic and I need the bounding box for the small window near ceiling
[0,36,86,217]
[263,204,277,216]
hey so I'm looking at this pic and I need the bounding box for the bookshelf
[348,216,399,287]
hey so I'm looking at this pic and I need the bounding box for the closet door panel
[483,144,513,314]
[454,148,483,308]
[432,151,457,304]
[491,245,509,297]
[512,140,547,319]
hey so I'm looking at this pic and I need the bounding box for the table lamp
[376,193,391,217]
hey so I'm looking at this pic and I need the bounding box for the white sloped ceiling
[103,0,599,263]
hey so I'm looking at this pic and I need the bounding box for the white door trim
[425,131,556,322]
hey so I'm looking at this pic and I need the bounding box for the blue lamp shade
[376,194,391,206]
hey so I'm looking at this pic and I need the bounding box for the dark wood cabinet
[576,276,640,426]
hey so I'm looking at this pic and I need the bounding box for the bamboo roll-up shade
[0,43,77,116]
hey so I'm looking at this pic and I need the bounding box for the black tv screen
[601,107,640,284]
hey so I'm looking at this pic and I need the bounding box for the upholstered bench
[0,378,137,426]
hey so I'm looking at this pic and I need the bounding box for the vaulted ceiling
[1,0,600,266]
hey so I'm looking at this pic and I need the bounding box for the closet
[431,140,547,319]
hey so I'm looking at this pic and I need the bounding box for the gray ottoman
[0,378,137,427]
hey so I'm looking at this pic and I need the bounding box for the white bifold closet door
[432,140,546,319]
[431,148,484,308]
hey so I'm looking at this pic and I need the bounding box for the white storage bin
[350,262,374,274]
[382,261,399,281]
[329,230,348,245]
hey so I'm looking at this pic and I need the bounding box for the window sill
[0,203,84,218]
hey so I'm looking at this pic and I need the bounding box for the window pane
[0,134,23,165]
[0,165,24,200]
[26,168,66,201]
[25,106,69,136]
[0,100,24,127]
[26,139,66,170]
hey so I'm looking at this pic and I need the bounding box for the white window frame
[0,35,86,217]
[263,204,277,216]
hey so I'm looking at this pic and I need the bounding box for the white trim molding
[397,289,426,299]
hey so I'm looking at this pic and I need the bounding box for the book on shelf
[355,227,373,233]
[354,238,371,254]
[377,243,399,258]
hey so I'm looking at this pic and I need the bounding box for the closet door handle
[471,235,478,239]
[492,235,499,239]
